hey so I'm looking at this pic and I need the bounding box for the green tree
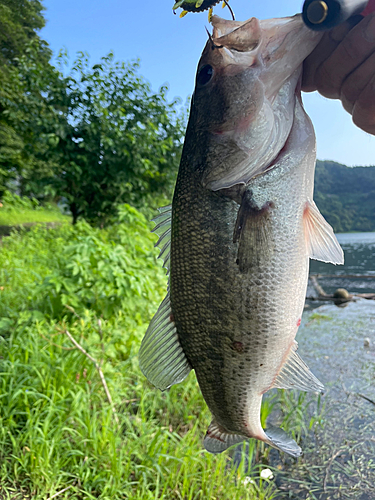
[314,160,375,233]
[0,0,46,65]
[53,53,186,225]
[0,0,66,198]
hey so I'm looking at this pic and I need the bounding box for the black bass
[139,14,343,457]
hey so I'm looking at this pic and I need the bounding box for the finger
[341,50,375,113]
[352,74,375,135]
[302,16,362,92]
[314,13,375,99]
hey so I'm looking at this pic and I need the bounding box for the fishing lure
[173,0,234,19]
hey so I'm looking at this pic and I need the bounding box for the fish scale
[139,13,344,457]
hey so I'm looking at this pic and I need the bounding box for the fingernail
[364,13,375,42]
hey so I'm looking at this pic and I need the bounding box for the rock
[364,338,371,348]
[333,288,350,299]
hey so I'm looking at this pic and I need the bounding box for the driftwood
[307,275,375,303]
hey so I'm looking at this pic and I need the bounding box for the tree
[53,53,186,225]
[0,0,46,65]
[0,0,66,198]
[0,1,186,221]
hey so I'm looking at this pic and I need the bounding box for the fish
[139,14,344,457]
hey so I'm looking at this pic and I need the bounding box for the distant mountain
[314,160,375,233]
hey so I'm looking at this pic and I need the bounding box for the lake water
[308,232,375,296]
[275,232,375,498]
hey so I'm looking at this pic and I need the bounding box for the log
[307,276,375,302]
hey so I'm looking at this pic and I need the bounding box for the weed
[307,313,333,324]
[0,204,279,499]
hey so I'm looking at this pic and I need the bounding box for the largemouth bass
[140,14,343,457]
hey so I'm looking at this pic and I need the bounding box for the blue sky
[41,0,374,166]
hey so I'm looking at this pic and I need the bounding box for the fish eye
[197,64,214,86]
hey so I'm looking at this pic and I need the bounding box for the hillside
[314,160,375,233]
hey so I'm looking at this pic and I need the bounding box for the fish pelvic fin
[204,421,246,454]
[265,426,302,458]
[303,199,344,265]
[272,341,324,393]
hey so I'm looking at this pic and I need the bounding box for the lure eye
[197,65,214,86]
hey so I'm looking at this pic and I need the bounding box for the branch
[323,450,341,492]
[47,486,73,500]
[311,274,375,279]
[97,318,105,367]
[310,275,328,297]
[64,329,119,426]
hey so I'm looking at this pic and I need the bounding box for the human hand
[302,10,375,135]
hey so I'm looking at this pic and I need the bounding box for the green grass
[0,206,71,226]
[0,317,277,500]
[0,204,322,499]
[0,191,71,226]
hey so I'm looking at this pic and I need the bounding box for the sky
[40,0,375,166]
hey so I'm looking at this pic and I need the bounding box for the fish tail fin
[203,421,246,454]
[264,425,302,458]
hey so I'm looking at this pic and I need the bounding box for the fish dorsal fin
[273,341,324,393]
[139,290,191,391]
[140,205,191,390]
[152,205,172,273]
[303,200,344,265]
[204,421,246,454]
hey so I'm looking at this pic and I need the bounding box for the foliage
[0,205,281,499]
[314,160,375,233]
[0,0,46,65]
[0,0,66,198]
[0,318,276,500]
[0,1,186,222]
[34,204,167,321]
[51,53,186,225]
[0,204,166,326]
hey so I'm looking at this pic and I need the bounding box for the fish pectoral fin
[139,291,191,391]
[303,200,344,265]
[272,341,324,393]
[233,190,274,273]
[204,421,246,454]
[265,426,302,458]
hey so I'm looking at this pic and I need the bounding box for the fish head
[193,16,264,134]
[192,15,322,190]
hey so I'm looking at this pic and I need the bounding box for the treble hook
[223,0,235,20]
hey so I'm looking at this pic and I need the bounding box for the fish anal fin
[303,200,344,265]
[204,421,246,454]
[233,190,274,273]
[265,426,302,458]
[273,341,324,393]
[139,291,191,391]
